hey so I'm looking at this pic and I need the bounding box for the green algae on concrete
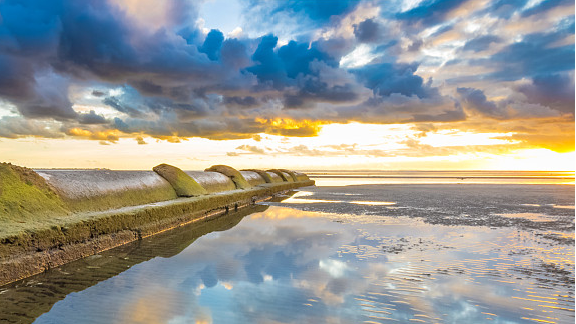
[37,170,179,213]
[0,163,69,223]
[185,171,236,194]
[0,180,314,285]
[153,164,208,197]
[241,169,273,183]
[293,171,311,182]
[267,169,292,182]
[206,165,251,189]
[278,169,299,182]
[0,162,314,286]
[239,170,267,186]
[267,171,284,183]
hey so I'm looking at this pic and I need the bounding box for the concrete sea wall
[0,163,314,286]
[35,169,178,212]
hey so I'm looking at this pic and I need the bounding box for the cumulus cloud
[78,110,107,124]
[353,18,382,43]
[235,144,266,154]
[457,87,562,120]
[0,0,572,153]
[515,73,575,114]
[0,116,64,139]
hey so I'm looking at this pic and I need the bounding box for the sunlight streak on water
[306,170,575,186]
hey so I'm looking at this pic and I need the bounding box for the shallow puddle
[495,212,556,222]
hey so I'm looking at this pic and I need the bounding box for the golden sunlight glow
[68,128,93,137]
[67,128,121,142]
[256,118,325,136]
[484,149,575,171]
[0,122,573,171]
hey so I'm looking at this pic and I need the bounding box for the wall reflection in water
[1,202,574,324]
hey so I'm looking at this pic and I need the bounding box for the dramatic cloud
[0,0,573,152]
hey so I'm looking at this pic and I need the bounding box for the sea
[0,171,574,324]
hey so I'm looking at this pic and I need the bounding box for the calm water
[0,172,574,324]
[305,170,575,186]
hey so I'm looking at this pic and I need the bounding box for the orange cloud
[66,127,121,143]
[256,118,326,137]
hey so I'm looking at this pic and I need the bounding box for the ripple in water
[0,184,573,324]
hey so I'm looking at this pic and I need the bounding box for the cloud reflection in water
[34,206,574,324]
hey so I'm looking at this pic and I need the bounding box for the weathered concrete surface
[293,171,311,182]
[268,169,293,182]
[240,170,267,186]
[153,164,207,197]
[37,169,178,211]
[267,171,284,183]
[205,165,251,189]
[0,163,314,287]
[279,169,299,182]
[242,169,273,183]
[186,171,236,194]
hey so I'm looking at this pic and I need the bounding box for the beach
[1,171,574,323]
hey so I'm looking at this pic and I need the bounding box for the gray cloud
[0,0,572,146]
[0,116,64,139]
[78,110,107,124]
[353,19,381,43]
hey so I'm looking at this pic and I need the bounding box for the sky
[0,0,574,170]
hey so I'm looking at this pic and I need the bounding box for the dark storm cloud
[91,90,106,97]
[456,86,562,119]
[516,73,575,114]
[353,19,381,43]
[102,96,147,119]
[223,96,259,107]
[199,29,224,61]
[283,81,359,109]
[0,0,573,143]
[0,116,63,138]
[244,35,340,92]
[78,110,107,124]
[407,38,423,52]
[456,87,504,119]
[13,71,78,120]
[484,23,575,80]
[352,63,438,99]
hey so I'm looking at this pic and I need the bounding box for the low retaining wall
[35,170,178,212]
[186,171,236,193]
[240,170,267,186]
[0,163,314,286]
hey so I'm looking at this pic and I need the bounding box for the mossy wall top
[293,171,310,182]
[2,164,312,218]
[186,171,236,194]
[266,172,284,183]
[36,170,178,212]
[281,172,295,182]
[0,164,68,222]
[240,171,267,186]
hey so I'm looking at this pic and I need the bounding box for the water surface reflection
[16,201,574,324]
